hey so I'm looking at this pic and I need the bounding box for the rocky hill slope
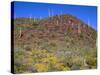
[13,14,97,73]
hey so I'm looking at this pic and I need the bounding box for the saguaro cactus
[78,23,81,34]
[19,27,22,38]
[48,8,51,17]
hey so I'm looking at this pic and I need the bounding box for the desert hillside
[13,14,97,73]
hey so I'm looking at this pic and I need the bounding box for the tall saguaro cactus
[87,18,90,28]
[29,14,33,26]
[51,9,54,17]
[48,8,51,17]
[29,15,32,22]
[19,27,22,38]
[78,23,81,34]
[39,16,42,20]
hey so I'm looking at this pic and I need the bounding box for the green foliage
[31,49,70,72]
[14,49,71,73]
[85,56,97,68]
[14,48,26,73]
[34,63,49,72]
[84,48,97,68]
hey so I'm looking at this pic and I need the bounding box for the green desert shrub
[85,56,97,68]
[14,48,26,73]
[84,48,97,68]
[31,49,70,72]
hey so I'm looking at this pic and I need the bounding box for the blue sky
[12,1,97,30]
